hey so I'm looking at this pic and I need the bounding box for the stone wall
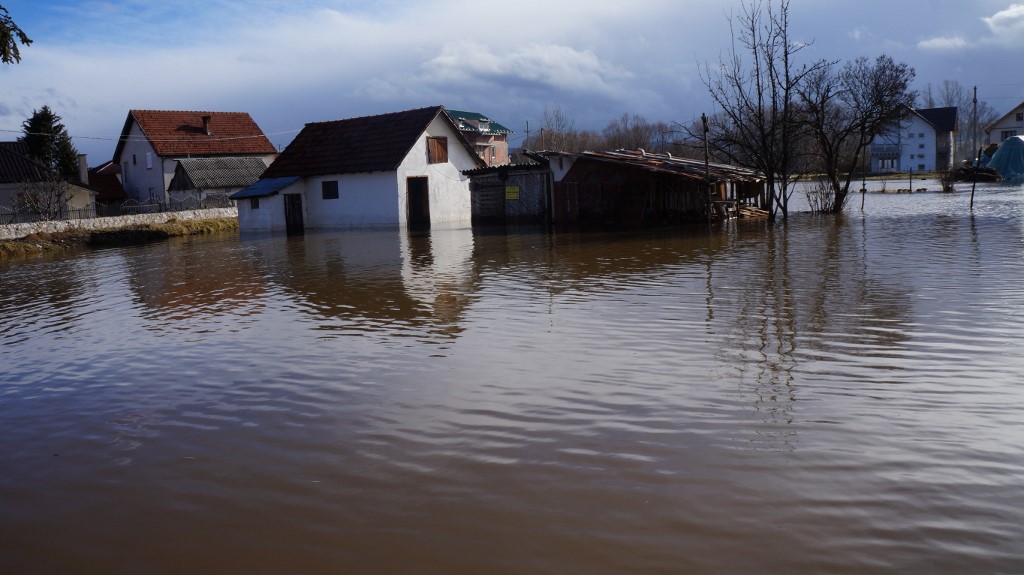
[0,208,238,241]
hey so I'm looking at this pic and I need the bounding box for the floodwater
[2,181,1023,574]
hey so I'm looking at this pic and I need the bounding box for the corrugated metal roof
[543,149,763,183]
[230,176,300,199]
[173,157,269,190]
[445,109,513,136]
[0,141,49,183]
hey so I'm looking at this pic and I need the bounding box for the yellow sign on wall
[505,186,520,200]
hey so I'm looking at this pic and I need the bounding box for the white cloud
[917,35,969,51]
[420,41,633,96]
[982,3,1024,47]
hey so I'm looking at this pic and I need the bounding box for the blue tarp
[988,136,1024,181]
[230,176,300,199]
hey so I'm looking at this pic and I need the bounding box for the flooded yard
[2,182,1023,574]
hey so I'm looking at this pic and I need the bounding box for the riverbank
[0,217,238,260]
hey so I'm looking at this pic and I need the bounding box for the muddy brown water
[2,182,1023,574]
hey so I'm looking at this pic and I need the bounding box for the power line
[0,127,303,143]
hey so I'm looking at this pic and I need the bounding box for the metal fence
[1,193,235,225]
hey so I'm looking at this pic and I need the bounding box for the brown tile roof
[262,106,481,178]
[114,110,276,160]
[88,161,125,202]
[0,141,49,183]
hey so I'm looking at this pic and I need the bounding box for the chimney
[201,115,212,136]
[77,154,89,185]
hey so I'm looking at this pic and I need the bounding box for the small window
[1001,130,1017,141]
[1016,112,1023,121]
[132,154,137,165]
[907,132,914,138]
[918,154,925,159]
[919,133,924,138]
[321,180,339,200]
[427,136,448,164]
[250,197,260,209]
[919,143,925,149]
[918,164,925,170]
[146,152,153,169]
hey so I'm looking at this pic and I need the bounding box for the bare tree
[698,0,824,220]
[18,174,71,221]
[922,80,999,163]
[798,55,916,212]
[603,113,660,151]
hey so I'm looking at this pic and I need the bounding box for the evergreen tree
[1,3,31,64]
[20,106,80,179]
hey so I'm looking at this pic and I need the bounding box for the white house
[233,106,484,233]
[984,100,1024,145]
[0,142,96,217]
[870,106,957,173]
[113,110,277,204]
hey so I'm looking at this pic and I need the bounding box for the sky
[2,0,1024,164]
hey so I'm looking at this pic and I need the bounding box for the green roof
[444,109,512,136]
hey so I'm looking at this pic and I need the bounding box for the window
[907,132,914,138]
[146,152,153,169]
[919,143,925,149]
[132,154,137,165]
[122,162,130,184]
[321,180,339,200]
[918,164,926,170]
[427,136,448,164]
[1002,130,1018,141]
[250,198,260,209]
[918,154,925,159]
[919,133,924,138]
[1016,112,1023,121]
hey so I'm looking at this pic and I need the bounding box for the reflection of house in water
[252,227,478,339]
[125,239,269,323]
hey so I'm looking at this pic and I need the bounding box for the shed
[540,150,764,227]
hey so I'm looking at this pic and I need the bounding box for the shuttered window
[427,137,448,164]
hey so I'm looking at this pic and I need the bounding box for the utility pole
[972,85,978,165]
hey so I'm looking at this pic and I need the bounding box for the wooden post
[702,113,711,221]
[970,147,981,209]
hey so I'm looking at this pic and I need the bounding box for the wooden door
[407,177,430,230]
[283,194,304,235]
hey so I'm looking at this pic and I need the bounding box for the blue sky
[2,0,1024,163]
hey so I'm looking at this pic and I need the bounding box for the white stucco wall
[117,122,166,202]
[235,183,300,232]
[872,115,938,173]
[986,103,1024,144]
[395,115,479,226]
[305,172,398,228]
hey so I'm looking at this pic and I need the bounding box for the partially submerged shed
[463,162,551,226]
[541,149,764,227]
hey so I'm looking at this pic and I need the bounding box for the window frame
[321,180,339,200]
[427,136,448,164]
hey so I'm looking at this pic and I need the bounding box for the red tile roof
[114,110,276,160]
[262,106,481,178]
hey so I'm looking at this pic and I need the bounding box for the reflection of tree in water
[710,216,914,449]
[0,258,88,345]
[123,236,268,328]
